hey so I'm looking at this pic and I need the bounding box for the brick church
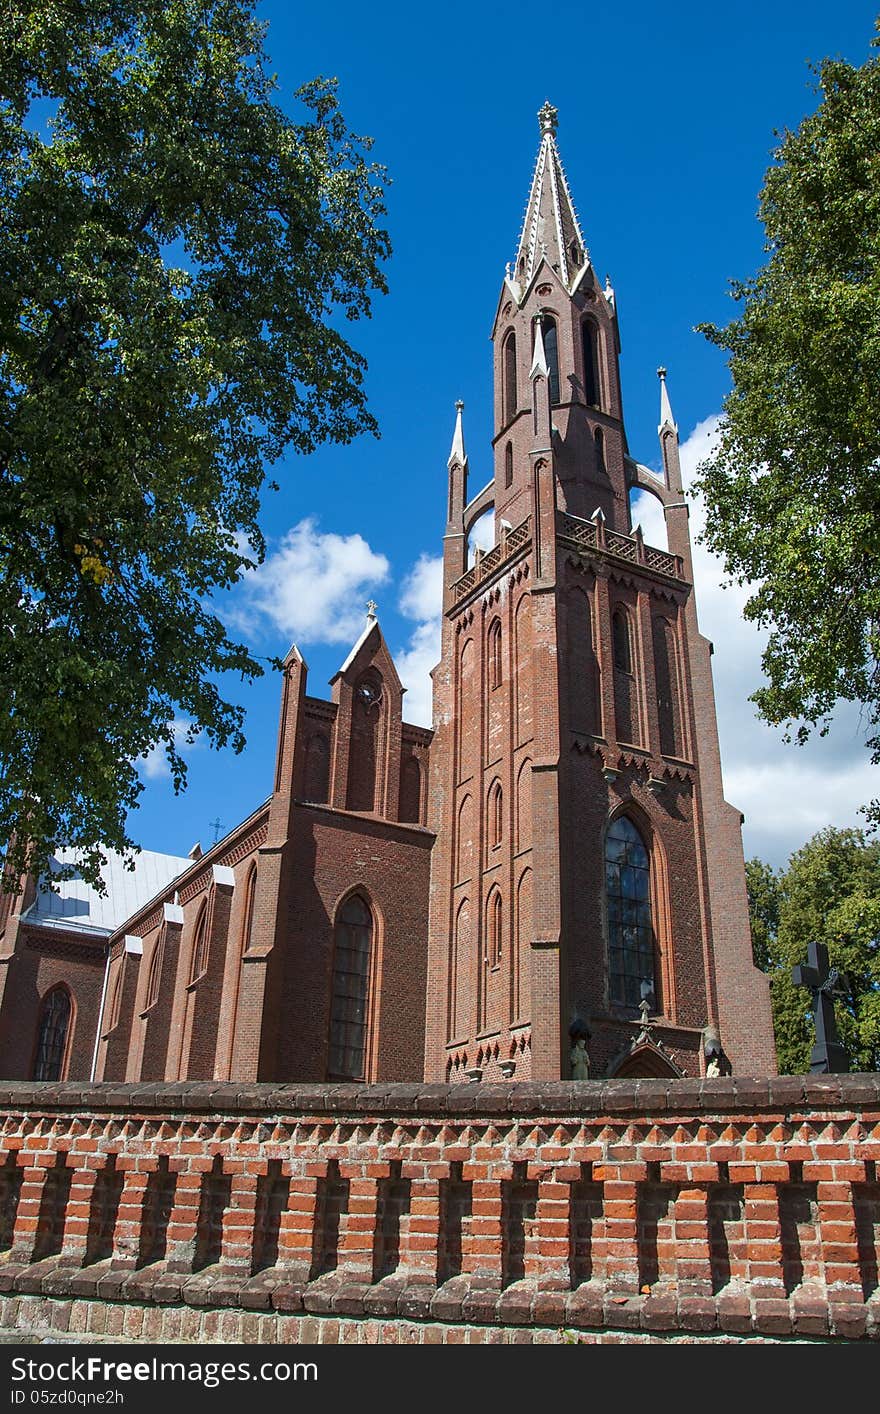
[0,104,776,1088]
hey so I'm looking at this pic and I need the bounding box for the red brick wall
[0,928,105,1081]
[0,1076,877,1343]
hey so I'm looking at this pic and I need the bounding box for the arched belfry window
[504,441,513,489]
[328,894,374,1081]
[540,316,560,406]
[605,816,656,1010]
[32,987,71,1081]
[582,321,599,408]
[503,331,517,423]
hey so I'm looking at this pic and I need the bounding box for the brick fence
[0,1076,878,1343]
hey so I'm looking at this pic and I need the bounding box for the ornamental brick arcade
[0,109,853,1346]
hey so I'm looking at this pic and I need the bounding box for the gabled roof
[333,611,381,680]
[21,846,191,938]
[514,102,588,294]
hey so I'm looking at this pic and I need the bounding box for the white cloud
[677,416,878,868]
[232,517,390,646]
[139,719,200,780]
[399,553,443,624]
[396,554,443,728]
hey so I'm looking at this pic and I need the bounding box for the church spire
[513,102,588,293]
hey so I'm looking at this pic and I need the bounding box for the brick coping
[1,1074,878,1117]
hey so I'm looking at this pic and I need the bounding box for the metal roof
[22,846,191,937]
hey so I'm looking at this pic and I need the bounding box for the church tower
[424,104,776,1082]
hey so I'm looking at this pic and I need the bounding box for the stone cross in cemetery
[791,940,851,1074]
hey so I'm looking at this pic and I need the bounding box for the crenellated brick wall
[0,1076,878,1344]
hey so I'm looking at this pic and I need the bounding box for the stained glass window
[606,816,655,1009]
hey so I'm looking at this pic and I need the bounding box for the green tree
[694,23,880,811]
[746,828,880,1072]
[0,1,389,887]
[744,856,781,971]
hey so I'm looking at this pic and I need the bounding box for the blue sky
[133,0,880,870]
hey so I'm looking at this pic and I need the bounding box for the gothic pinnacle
[530,318,548,379]
[657,366,678,435]
[447,400,467,469]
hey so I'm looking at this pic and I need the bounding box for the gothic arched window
[612,608,632,674]
[32,987,72,1081]
[582,320,599,407]
[594,426,605,473]
[503,332,517,423]
[241,864,258,954]
[327,894,374,1081]
[504,441,513,489]
[487,888,503,969]
[189,898,210,984]
[541,316,560,405]
[489,780,503,850]
[605,816,655,1009]
[145,927,165,1011]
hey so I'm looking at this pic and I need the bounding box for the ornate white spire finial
[366,599,378,620]
[538,100,558,136]
[447,400,467,470]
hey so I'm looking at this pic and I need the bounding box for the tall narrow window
[488,889,503,969]
[612,609,632,673]
[594,426,605,473]
[652,616,681,758]
[605,817,655,1009]
[145,928,165,1011]
[32,988,71,1082]
[107,967,124,1033]
[503,331,517,423]
[582,321,599,407]
[489,781,503,850]
[488,618,502,690]
[242,865,257,953]
[541,316,560,405]
[328,894,374,1081]
[189,899,210,984]
[504,441,513,489]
